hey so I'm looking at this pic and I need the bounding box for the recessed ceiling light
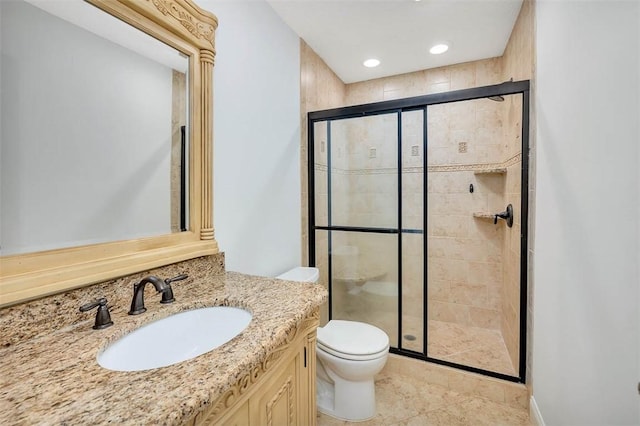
[363,58,380,68]
[429,44,449,55]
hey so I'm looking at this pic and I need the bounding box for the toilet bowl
[316,320,389,421]
[276,267,390,422]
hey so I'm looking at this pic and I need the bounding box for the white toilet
[276,267,389,422]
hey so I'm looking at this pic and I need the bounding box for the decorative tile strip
[474,168,507,175]
[428,153,521,173]
[503,152,522,168]
[313,153,521,175]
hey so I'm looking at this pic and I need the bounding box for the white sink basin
[98,306,252,372]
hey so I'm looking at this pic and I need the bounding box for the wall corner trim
[530,396,546,426]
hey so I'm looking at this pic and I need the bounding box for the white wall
[200,1,301,276]
[0,0,3,251]
[534,1,639,424]
[1,1,174,255]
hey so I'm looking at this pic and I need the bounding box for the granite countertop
[0,262,327,425]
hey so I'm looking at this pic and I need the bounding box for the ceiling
[266,0,523,84]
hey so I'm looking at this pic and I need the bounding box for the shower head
[487,95,505,102]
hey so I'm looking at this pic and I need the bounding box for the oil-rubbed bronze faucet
[80,297,114,329]
[128,274,188,315]
[493,204,514,227]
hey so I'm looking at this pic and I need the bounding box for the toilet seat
[317,341,388,361]
[317,320,389,361]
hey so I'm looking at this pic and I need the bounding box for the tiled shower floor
[397,317,516,376]
[334,304,516,376]
[426,320,516,376]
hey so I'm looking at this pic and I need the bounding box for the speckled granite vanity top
[0,256,327,425]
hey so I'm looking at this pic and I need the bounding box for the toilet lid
[317,320,389,357]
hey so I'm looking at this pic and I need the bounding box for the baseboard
[530,396,546,426]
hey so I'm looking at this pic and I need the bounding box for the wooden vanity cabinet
[190,309,319,426]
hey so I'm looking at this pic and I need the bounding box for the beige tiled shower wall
[300,40,346,325]
[332,115,398,229]
[345,66,510,334]
[171,70,186,232]
[427,169,505,330]
[330,115,399,288]
[501,96,523,376]
[345,58,502,106]
[426,97,507,331]
[501,0,535,386]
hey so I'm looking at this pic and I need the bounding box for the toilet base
[316,375,377,422]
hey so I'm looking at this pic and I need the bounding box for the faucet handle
[80,297,114,330]
[165,274,188,285]
[160,274,188,304]
[493,204,514,228]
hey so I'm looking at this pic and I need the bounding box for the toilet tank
[276,267,320,283]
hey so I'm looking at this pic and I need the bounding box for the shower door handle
[494,204,514,228]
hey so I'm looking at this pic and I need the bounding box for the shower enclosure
[308,81,529,382]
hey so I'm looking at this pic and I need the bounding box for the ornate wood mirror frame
[0,0,219,307]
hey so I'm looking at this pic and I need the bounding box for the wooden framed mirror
[0,0,219,307]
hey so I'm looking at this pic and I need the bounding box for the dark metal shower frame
[180,125,187,232]
[308,80,530,383]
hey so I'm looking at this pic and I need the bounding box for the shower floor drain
[403,334,416,341]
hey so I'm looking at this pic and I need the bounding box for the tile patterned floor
[426,320,516,376]
[333,297,517,376]
[317,368,531,426]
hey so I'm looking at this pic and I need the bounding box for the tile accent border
[313,153,521,175]
[428,152,521,173]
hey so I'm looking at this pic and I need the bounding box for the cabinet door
[218,400,249,426]
[250,354,299,426]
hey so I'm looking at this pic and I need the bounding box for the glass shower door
[400,109,425,354]
[310,81,529,382]
[425,95,523,377]
[319,113,400,345]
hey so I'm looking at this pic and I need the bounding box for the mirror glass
[0,0,189,256]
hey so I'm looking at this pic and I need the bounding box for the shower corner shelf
[473,212,495,220]
[333,269,387,284]
[474,168,506,175]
